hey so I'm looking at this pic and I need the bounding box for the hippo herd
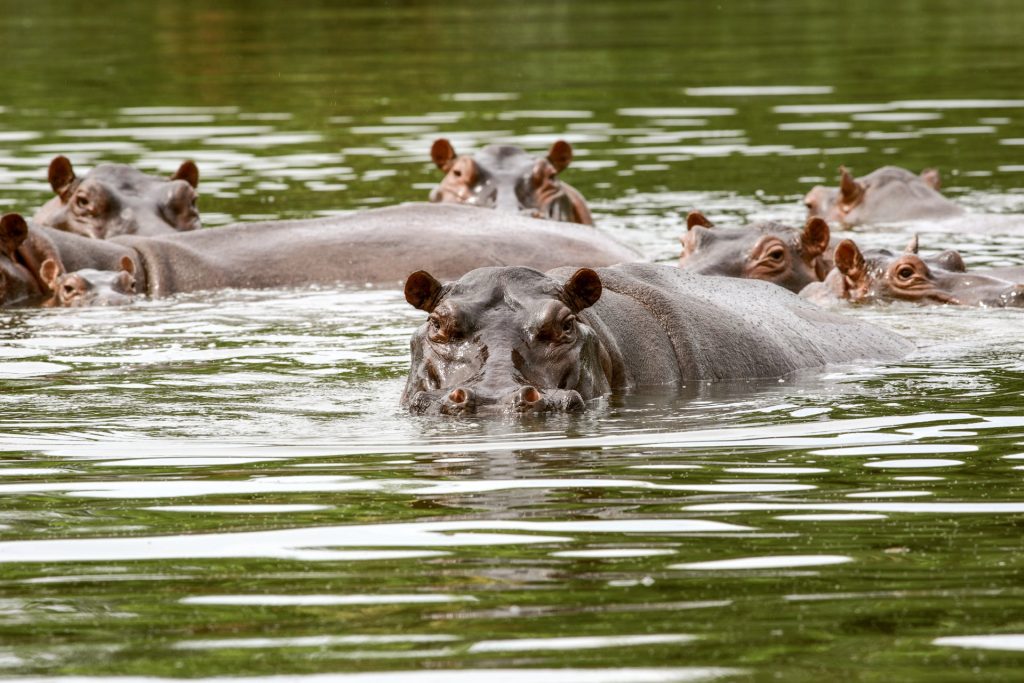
[2,140,1020,415]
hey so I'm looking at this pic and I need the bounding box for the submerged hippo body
[678,211,833,292]
[805,165,964,227]
[801,237,1024,307]
[429,139,593,225]
[402,262,911,415]
[34,156,200,239]
[23,204,638,301]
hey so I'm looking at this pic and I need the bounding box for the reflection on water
[2,1,1024,682]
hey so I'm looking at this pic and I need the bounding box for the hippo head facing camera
[428,139,593,225]
[34,156,201,239]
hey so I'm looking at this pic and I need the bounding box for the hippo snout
[408,385,585,416]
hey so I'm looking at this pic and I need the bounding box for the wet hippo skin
[98,203,640,297]
[401,262,912,415]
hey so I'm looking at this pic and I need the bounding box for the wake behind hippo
[401,263,912,415]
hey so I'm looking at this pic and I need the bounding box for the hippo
[801,237,1024,307]
[429,139,593,225]
[1,204,639,306]
[677,211,833,292]
[0,214,141,308]
[33,156,201,239]
[804,165,964,227]
[401,262,912,415]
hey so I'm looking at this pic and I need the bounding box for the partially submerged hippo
[802,237,1024,307]
[33,156,201,239]
[678,211,832,292]
[0,213,141,308]
[804,165,964,226]
[3,204,638,305]
[429,139,593,225]
[401,262,911,415]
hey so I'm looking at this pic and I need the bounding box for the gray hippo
[804,165,964,227]
[2,204,640,305]
[678,211,833,292]
[401,262,912,415]
[33,156,201,239]
[800,237,1024,307]
[0,214,140,308]
[429,139,593,225]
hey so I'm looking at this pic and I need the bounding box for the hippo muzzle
[408,385,586,416]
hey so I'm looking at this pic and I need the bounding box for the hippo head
[805,165,962,226]
[0,214,42,307]
[39,255,137,307]
[428,139,593,225]
[678,211,831,292]
[828,237,1024,307]
[401,266,612,415]
[34,156,201,239]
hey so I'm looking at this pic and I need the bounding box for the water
[2,2,1024,681]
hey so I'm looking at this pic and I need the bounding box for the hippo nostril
[449,388,469,404]
[520,386,541,404]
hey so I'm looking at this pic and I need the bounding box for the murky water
[2,2,1024,681]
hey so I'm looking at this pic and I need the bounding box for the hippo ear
[920,168,942,190]
[904,234,920,254]
[686,210,714,230]
[39,257,64,292]
[48,156,77,202]
[800,217,831,258]
[838,166,864,207]
[430,139,457,172]
[933,249,966,273]
[833,239,866,280]
[0,213,29,257]
[172,160,200,188]
[405,270,443,312]
[562,268,602,312]
[119,255,136,276]
[547,140,573,174]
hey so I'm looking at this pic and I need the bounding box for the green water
[2,2,1024,682]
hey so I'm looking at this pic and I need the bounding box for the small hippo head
[827,237,1024,307]
[678,211,832,292]
[39,255,137,307]
[0,214,42,307]
[428,139,593,225]
[805,165,962,226]
[401,266,612,415]
[35,156,201,239]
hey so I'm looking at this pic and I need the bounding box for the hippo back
[555,263,911,385]
[115,203,640,297]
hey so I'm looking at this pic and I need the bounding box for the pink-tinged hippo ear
[547,140,573,174]
[172,160,200,188]
[833,239,866,280]
[801,217,831,258]
[838,166,864,208]
[405,270,443,312]
[0,213,29,257]
[430,139,457,172]
[119,255,136,276]
[686,210,714,230]
[48,156,77,202]
[904,234,920,254]
[920,168,942,190]
[563,267,602,312]
[933,249,966,273]
[39,257,64,292]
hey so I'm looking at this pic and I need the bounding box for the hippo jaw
[37,157,201,238]
[401,267,611,416]
[428,140,592,225]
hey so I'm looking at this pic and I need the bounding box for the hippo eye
[452,169,462,178]
[561,316,576,334]
[62,282,77,296]
[75,195,89,208]
[897,266,915,279]
[768,248,785,261]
